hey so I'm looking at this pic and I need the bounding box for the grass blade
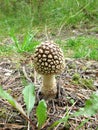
[10,30,20,51]
[73,93,98,117]
[0,86,26,116]
[48,108,69,130]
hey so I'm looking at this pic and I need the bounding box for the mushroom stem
[41,75,57,98]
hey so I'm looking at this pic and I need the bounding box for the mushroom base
[41,75,57,98]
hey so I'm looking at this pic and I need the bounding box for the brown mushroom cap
[33,41,65,75]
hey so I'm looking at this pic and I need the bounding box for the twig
[45,25,51,41]
[41,118,50,129]
[21,112,35,130]
[0,122,26,129]
[34,69,37,85]
[22,66,32,82]
[54,101,77,130]
[48,100,56,115]
[27,113,30,130]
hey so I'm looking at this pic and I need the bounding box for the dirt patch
[0,57,98,130]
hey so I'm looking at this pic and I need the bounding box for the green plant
[0,84,47,130]
[48,92,98,129]
[48,106,70,130]
[0,85,27,121]
[74,92,98,117]
[0,44,12,55]
[57,36,98,60]
[0,0,33,35]
[0,84,98,130]
[10,30,39,53]
[80,78,94,89]
[72,73,95,90]
[36,100,47,130]
[22,83,35,130]
[72,37,98,60]
[0,0,98,36]
[72,73,80,81]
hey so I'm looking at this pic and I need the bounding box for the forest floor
[0,26,98,130]
[0,54,98,129]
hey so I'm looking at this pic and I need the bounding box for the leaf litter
[0,56,98,130]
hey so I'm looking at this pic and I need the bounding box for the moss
[80,79,95,90]
[72,73,80,81]
[7,88,12,94]
[72,73,95,90]
[0,108,7,118]
[68,63,76,69]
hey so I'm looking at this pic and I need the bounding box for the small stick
[34,69,37,85]
[22,66,32,82]
[54,101,77,130]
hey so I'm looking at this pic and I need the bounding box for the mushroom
[33,41,65,98]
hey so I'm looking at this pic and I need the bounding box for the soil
[0,55,98,130]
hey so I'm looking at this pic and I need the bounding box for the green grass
[0,0,98,60]
[69,37,98,60]
[0,30,40,57]
[0,35,98,60]
[0,0,98,36]
[0,1,33,37]
[57,36,98,60]
[0,44,12,56]
[9,30,40,53]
